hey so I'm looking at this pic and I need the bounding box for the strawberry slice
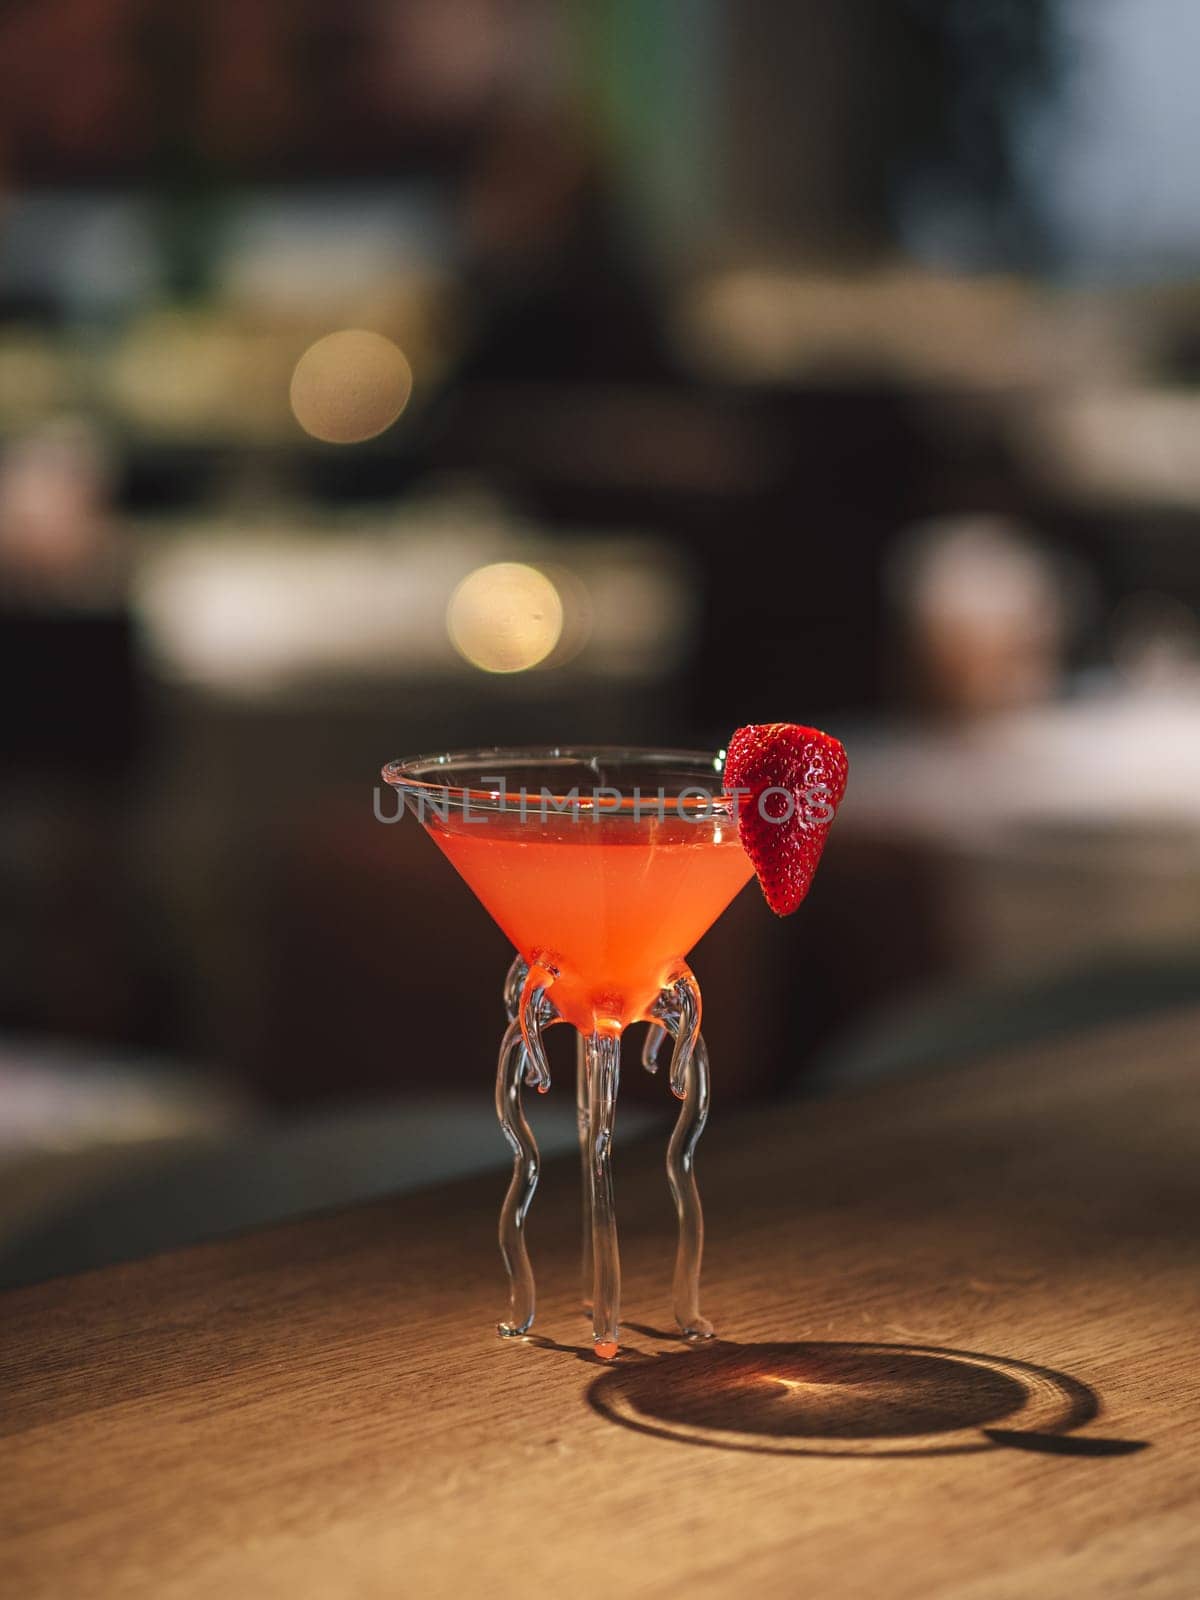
[724,723,848,915]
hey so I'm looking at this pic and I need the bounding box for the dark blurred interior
[3,0,1200,1285]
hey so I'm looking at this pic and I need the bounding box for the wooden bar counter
[3,1007,1199,1598]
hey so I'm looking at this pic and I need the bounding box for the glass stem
[585,1031,621,1357]
[667,1031,714,1338]
[576,1031,593,1312]
[495,1017,538,1336]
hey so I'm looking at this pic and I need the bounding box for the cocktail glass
[382,748,755,1359]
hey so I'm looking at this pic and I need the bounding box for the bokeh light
[447,562,564,674]
[288,329,412,444]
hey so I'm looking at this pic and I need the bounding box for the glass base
[496,955,715,1359]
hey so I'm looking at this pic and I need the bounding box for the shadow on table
[583,1338,1149,1459]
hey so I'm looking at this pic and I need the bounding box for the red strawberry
[724,723,848,915]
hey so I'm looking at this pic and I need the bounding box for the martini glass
[382,748,754,1359]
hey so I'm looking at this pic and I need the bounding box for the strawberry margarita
[382,729,847,1360]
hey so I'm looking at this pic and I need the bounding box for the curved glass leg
[495,1016,538,1336]
[655,966,715,1340]
[576,1033,593,1312]
[668,1033,714,1339]
[584,1031,622,1358]
[496,955,557,1337]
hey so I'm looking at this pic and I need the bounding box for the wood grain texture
[2,1006,1199,1599]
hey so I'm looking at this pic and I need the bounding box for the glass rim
[381,744,737,817]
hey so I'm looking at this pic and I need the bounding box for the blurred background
[3,0,1200,1285]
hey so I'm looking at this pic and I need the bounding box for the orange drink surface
[426,811,754,1034]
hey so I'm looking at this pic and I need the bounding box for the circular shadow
[588,1340,1099,1458]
